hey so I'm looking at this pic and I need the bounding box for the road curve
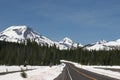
[54,63,119,80]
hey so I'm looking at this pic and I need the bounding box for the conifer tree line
[0,40,120,66]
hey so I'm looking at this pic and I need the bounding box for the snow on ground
[0,65,33,73]
[0,63,65,80]
[1,60,120,80]
[61,60,120,80]
[25,64,65,80]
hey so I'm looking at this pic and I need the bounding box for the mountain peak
[0,25,56,46]
[59,37,83,48]
[96,39,107,44]
[0,25,34,39]
[4,25,27,31]
[59,37,73,45]
[63,37,72,41]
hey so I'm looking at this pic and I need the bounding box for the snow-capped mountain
[0,26,55,46]
[85,39,120,50]
[0,26,81,50]
[2,25,120,51]
[59,37,83,49]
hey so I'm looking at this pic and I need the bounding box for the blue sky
[0,0,120,44]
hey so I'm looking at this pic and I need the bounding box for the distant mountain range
[0,26,82,50]
[0,26,120,50]
[85,39,120,50]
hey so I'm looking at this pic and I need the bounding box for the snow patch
[0,64,65,80]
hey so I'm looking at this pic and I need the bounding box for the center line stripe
[70,65,97,80]
[67,67,73,80]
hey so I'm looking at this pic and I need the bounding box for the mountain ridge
[85,39,120,50]
[0,26,81,50]
[1,25,120,50]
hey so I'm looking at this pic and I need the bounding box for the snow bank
[0,65,33,73]
[81,65,120,79]
[25,63,65,80]
[0,64,65,80]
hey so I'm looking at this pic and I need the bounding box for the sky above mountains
[0,0,120,44]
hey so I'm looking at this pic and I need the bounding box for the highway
[54,63,119,80]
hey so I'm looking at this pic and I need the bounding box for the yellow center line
[69,65,97,80]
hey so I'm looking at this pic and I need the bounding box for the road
[54,63,119,80]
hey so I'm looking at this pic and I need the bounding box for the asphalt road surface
[54,63,119,80]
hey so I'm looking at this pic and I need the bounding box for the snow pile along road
[25,64,65,80]
[81,65,120,80]
[0,63,65,80]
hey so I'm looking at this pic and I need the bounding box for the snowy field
[0,63,65,80]
[0,61,120,80]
